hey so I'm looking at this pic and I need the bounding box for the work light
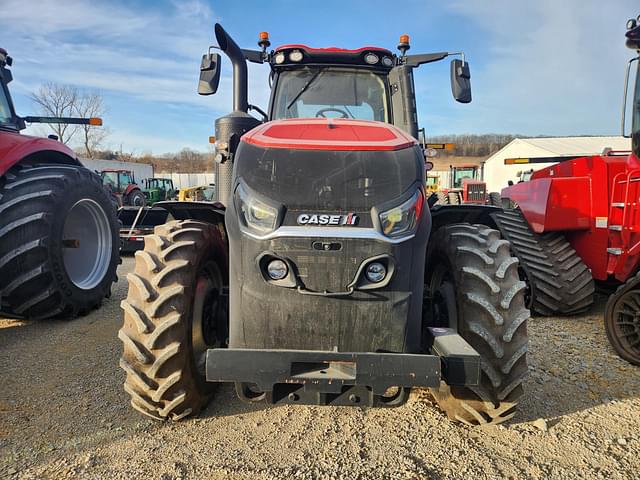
[267,259,288,280]
[365,262,386,283]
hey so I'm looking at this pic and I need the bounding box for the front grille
[270,237,368,292]
[466,183,486,202]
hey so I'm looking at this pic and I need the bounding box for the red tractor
[119,25,529,426]
[497,16,640,365]
[100,169,146,207]
[0,48,119,320]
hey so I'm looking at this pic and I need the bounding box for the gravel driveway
[1,256,639,479]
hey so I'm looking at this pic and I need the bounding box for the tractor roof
[271,44,395,70]
[242,118,416,151]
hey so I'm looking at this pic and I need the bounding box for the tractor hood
[233,118,425,218]
[242,118,416,151]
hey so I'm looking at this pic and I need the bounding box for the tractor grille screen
[466,183,486,202]
[234,143,422,210]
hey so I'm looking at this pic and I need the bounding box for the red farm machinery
[118,25,531,426]
[497,16,640,365]
[0,48,119,320]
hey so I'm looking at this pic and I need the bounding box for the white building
[483,136,632,193]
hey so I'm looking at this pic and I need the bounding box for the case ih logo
[297,213,359,226]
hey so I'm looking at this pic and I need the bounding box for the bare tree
[74,92,107,159]
[29,83,79,144]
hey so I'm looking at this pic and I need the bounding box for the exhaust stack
[211,24,260,206]
[214,23,248,113]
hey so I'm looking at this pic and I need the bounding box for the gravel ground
[1,255,639,479]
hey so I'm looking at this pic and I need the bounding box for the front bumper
[206,328,480,406]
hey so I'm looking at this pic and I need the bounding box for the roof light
[381,56,394,67]
[274,52,285,64]
[258,31,271,51]
[364,53,379,64]
[89,117,103,126]
[398,34,410,56]
[628,19,637,30]
[289,50,303,62]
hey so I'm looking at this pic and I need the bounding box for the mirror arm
[242,48,267,64]
[404,51,449,67]
[248,104,268,121]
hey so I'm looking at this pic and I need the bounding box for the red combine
[498,16,640,365]
[0,48,119,320]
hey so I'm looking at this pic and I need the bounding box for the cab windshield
[0,84,14,127]
[453,167,476,188]
[272,67,389,122]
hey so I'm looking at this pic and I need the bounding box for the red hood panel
[241,118,416,151]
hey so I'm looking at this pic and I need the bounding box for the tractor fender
[0,131,80,177]
[430,204,501,232]
[155,201,226,227]
[501,176,591,233]
[123,185,141,198]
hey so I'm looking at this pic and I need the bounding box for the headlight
[379,190,423,238]
[236,184,279,233]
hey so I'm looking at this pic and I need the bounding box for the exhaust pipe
[214,23,248,113]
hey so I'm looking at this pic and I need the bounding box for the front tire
[425,224,529,425]
[119,220,227,420]
[0,163,119,319]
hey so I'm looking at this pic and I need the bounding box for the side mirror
[198,52,221,96]
[450,59,472,103]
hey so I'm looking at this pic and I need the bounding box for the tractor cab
[101,169,134,194]
[626,17,640,158]
[198,28,472,205]
[450,165,478,189]
[100,169,145,207]
[143,177,176,205]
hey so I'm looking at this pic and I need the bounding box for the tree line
[426,134,523,157]
[31,82,526,169]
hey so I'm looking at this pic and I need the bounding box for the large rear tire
[425,224,529,425]
[119,220,227,420]
[604,273,640,366]
[0,163,119,319]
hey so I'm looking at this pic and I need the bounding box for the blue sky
[3,0,637,154]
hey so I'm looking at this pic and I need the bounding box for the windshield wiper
[286,68,325,110]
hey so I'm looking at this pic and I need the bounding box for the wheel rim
[62,198,112,290]
[192,263,224,376]
[610,289,640,361]
[132,194,144,207]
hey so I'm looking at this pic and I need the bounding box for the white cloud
[3,0,274,152]
[443,0,638,134]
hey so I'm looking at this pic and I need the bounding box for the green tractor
[142,177,176,205]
